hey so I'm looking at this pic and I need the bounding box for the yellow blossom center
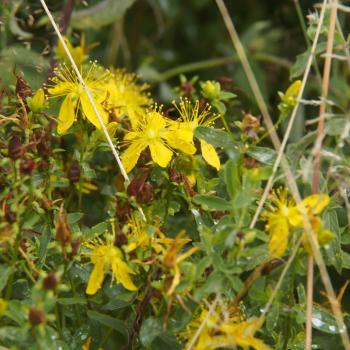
[147,128,157,139]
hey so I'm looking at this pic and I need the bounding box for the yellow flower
[106,69,152,127]
[121,108,195,173]
[83,237,137,295]
[264,190,331,258]
[264,189,298,258]
[56,35,88,67]
[278,80,301,116]
[163,232,198,295]
[172,99,221,171]
[47,63,110,134]
[124,212,151,252]
[183,305,271,350]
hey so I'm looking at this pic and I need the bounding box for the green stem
[157,53,291,82]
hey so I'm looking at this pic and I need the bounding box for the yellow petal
[267,217,289,258]
[80,93,108,129]
[287,206,302,227]
[86,259,105,295]
[57,94,77,134]
[48,82,74,96]
[165,131,196,155]
[148,111,166,131]
[149,141,173,168]
[121,140,147,173]
[200,140,220,171]
[167,265,181,295]
[111,259,137,291]
[176,122,194,143]
[106,122,119,138]
[299,194,330,215]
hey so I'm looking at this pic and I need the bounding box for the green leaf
[193,195,232,211]
[57,298,87,305]
[84,222,108,239]
[193,271,225,301]
[266,304,280,332]
[0,265,13,292]
[67,212,84,225]
[38,224,52,267]
[139,318,163,347]
[152,333,181,350]
[312,306,340,334]
[225,159,241,199]
[195,126,232,148]
[325,116,347,136]
[247,146,277,165]
[71,0,136,29]
[290,42,327,79]
[87,310,128,337]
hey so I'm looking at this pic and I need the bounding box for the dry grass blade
[215,0,350,348]
[307,1,339,349]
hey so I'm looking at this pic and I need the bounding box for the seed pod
[218,76,233,91]
[67,161,80,182]
[212,211,225,219]
[168,168,182,184]
[180,81,194,98]
[4,205,16,223]
[43,272,60,290]
[29,308,46,325]
[136,182,154,204]
[242,112,260,140]
[70,238,81,257]
[15,75,32,101]
[20,158,36,175]
[115,232,128,248]
[243,156,258,169]
[8,136,24,160]
[116,200,131,223]
[56,206,71,247]
[127,173,148,197]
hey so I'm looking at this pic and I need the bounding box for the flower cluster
[264,189,333,257]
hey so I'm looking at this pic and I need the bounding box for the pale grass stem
[308,1,338,349]
[215,0,350,349]
[186,295,219,350]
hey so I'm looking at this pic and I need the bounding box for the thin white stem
[186,295,219,350]
[39,0,146,221]
[39,0,129,184]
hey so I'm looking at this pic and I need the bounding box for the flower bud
[67,161,81,182]
[201,80,221,100]
[8,136,24,160]
[20,158,36,175]
[29,308,46,325]
[28,88,45,113]
[43,272,60,290]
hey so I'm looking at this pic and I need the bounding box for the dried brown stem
[307,1,338,349]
